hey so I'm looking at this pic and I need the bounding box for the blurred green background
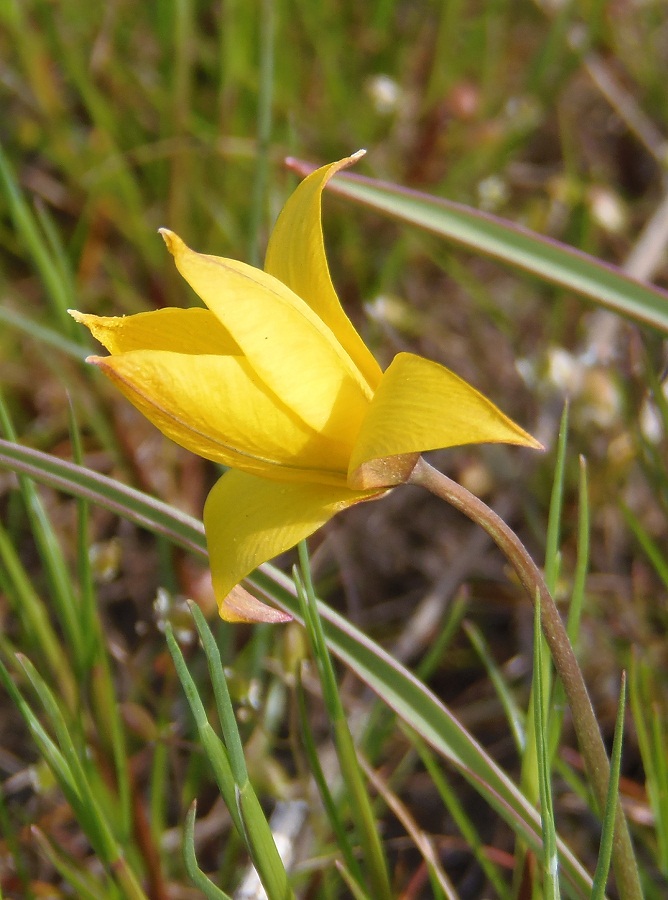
[1,1,668,896]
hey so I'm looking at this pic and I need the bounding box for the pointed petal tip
[69,309,100,329]
[284,149,366,173]
[515,430,544,451]
[159,228,185,257]
[219,584,292,624]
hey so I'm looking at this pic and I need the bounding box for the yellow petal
[349,352,542,488]
[160,229,371,445]
[264,153,382,391]
[69,307,240,355]
[204,470,374,621]
[89,349,354,482]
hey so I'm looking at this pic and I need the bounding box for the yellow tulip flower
[71,153,541,622]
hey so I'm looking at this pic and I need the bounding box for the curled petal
[265,153,382,391]
[160,229,371,445]
[222,584,292,624]
[204,470,375,621]
[89,349,354,482]
[349,352,542,489]
[69,307,240,355]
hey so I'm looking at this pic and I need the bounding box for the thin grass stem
[591,672,627,900]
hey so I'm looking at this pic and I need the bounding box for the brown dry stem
[409,456,641,900]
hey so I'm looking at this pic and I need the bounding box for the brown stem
[409,457,641,900]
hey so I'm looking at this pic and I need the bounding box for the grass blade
[295,544,392,900]
[0,141,76,337]
[591,672,627,900]
[295,670,366,891]
[0,438,206,557]
[31,827,115,900]
[187,601,248,786]
[164,625,243,836]
[165,623,293,900]
[464,620,526,755]
[287,160,668,335]
[182,802,233,900]
[629,655,668,876]
[0,520,75,705]
[413,736,511,900]
[0,401,85,672]
[533,598,560,900]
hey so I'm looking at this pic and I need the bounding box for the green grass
[1,1,668,897]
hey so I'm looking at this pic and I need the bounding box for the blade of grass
[68,401,97,667]
[0,305,88,360]
[32,199,78,318]
[164,625,243,836]
[235,783,295,900]
[149,717,170,852]
[591,672,627,900]
[336,863,372,900]
[0,657,82,805]
[187,601,248,786]
[296,544,392,900]
[533,597,560,900]
[295,667,367,893]
[0,140,77,337]
[286,159,668,335]
[165,622,293,900]
[545,405,569,594]
[0,520,76,706]
[0,437,206,556]
[549,455,591,762]
[15,655,146,896]
[413,735,511,900]
[523,406,568,821]
[0,398,86,673]
[183,802,233,900]
[0,655,148,899]
[35,5,158,263]
[187,603,297,898]
[415,593,470,683]
[464,620,525,755]
[621,504,668,591]
[629,654,668,875]
[568,456,590,645]
[0,771,33,899]
[31,827,115,900]
[70,400,132,844]
[359,756,456,900]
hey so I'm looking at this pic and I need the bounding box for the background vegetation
[1,1,667,897]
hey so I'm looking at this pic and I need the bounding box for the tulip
[71,153,540,622]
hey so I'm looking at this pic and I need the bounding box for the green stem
[408,457,641,900]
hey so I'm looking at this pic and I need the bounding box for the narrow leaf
[183,803,233,900]
[287,160,668,335]
[591,673,627,900]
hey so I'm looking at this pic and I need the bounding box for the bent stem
[408,457,641,900]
